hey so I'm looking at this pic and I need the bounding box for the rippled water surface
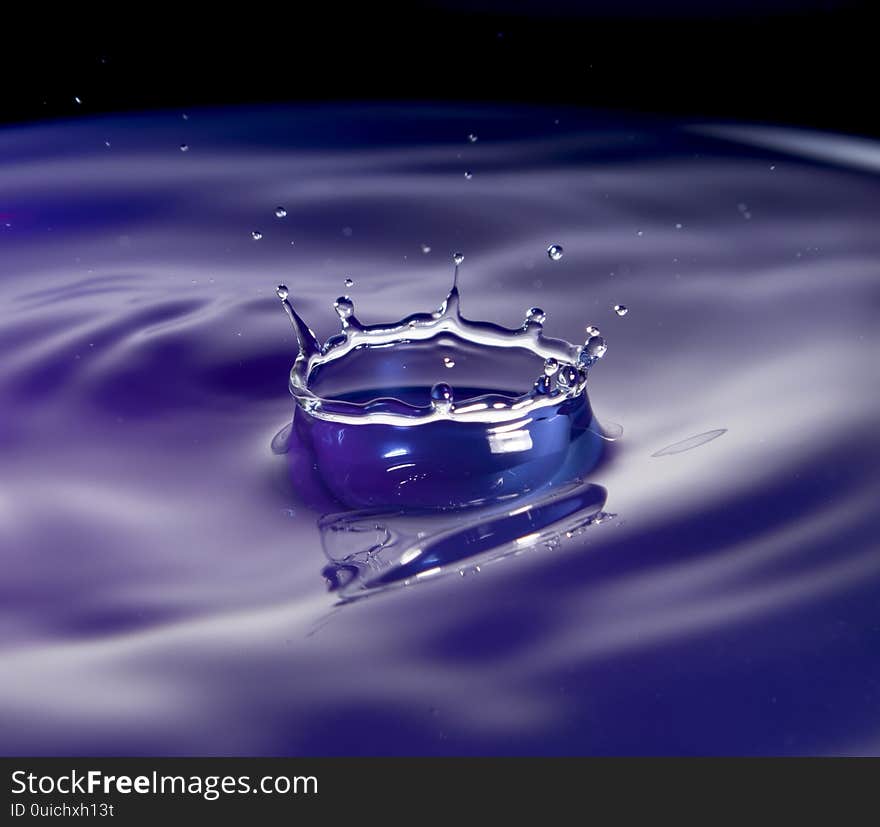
[1,104,878,755]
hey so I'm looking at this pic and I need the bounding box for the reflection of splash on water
[320,480,613,600]
[652,428,727,457]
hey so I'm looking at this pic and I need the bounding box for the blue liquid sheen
[291,386,602,509]
[3,104,879,757]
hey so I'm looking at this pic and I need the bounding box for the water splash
[276,255,602,429]
[276,254,616,590]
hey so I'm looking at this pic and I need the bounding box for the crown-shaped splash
[276,254,608,426]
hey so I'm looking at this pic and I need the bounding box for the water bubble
[467,133,478,143]
[544,357,559,376]
[557,365,580,387]
[430,382,454,412]
[547,244,564,261]
[585,325,600,337]
[534,375,553,395]
[453,252,464,266]
[614,304,628,317]
[584,335,607,360]
[525,307,546,325]
[334,296,354,320]
[275,206,287,218]
[421,244,432,254]
[179,143,189,152]
[344,277,354,288]
[275,284,289,301]
[251,230,263,240]
[464,170,473,180]
[443,356,456,368]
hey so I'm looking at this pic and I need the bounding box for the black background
[1,1,875,135]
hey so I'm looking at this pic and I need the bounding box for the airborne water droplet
[525,307,546,325]
[467,133,478,143]
[585,325,600,337]
[464,170,473,180]
[275,207,287,218]
[421,244,432,255]
[443,356,455,368]
[344,277,354,288]
[179,143,189,152]
[547,244,564,261]
[453,252,464,266]
[276,284,289,301]
[251,230,263,240]
[614,304,628,317]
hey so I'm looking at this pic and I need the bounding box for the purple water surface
[1,104,879,755]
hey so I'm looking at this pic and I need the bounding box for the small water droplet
[769,164,776,171]
[179,143,189,152]
[464,170,473,180]
[675,223,683,230]
[467,133,478,143]
[547,244,564,261]
[251,230,263,240]
[430,382,454,412]
[421,244,432,254]
[534,375,553,394]
[104,140,111,148]
[443,356,456,368]
[636,230,643,237]
[344,277,354,288]
[584,335,607,360]
[453,252,464,266]
[557,365,580,387]
[342,226,353,237]
[276,284,289,301]
[544,357,559,376]
[182,113,189,120]
[614,304,628,316]
[74,96,82,105]
[275,206,287,218]
[334,296,354,319]
[525,307,546,325]
[585,325,600,337]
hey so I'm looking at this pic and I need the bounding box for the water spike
[440,254,463,318]
[276,284,321,358]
